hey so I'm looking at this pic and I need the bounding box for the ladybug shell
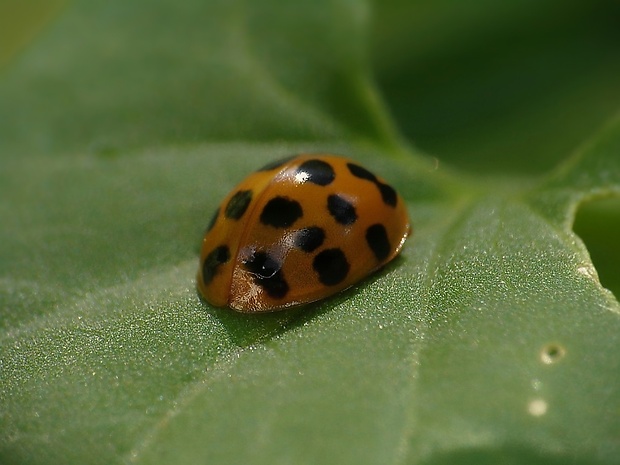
[197,154,410,312]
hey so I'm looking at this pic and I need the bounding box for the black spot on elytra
[366,224,391,262]
[206,207,219,232]
[260,196,303,228]
[225,190,252,220]
[378,183,397,207]
[347,162,398,207]
[257,155,295,172]
[327,194,357,225]
[347,162,377,182]
[243,251,289,298]
[295,226,325,253]
[202,245,231,285]
[313,248,350,286]
[296,159,335,186]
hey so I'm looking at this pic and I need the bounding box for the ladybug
[197,154,411,312]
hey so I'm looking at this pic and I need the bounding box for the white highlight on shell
[294,171,309,184]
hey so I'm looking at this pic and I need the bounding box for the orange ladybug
[197,154,410,312]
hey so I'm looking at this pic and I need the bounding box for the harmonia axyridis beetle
[197,154,411,312]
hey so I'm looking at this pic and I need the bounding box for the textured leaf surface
[1,1,619,465]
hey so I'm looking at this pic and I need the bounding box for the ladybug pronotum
[197,154,411,312]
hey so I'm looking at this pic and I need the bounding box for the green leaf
[1,1,619,465]
[0,0,399,158]
[529,114,620,226]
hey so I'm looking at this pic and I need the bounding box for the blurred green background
[373,0,620,175]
